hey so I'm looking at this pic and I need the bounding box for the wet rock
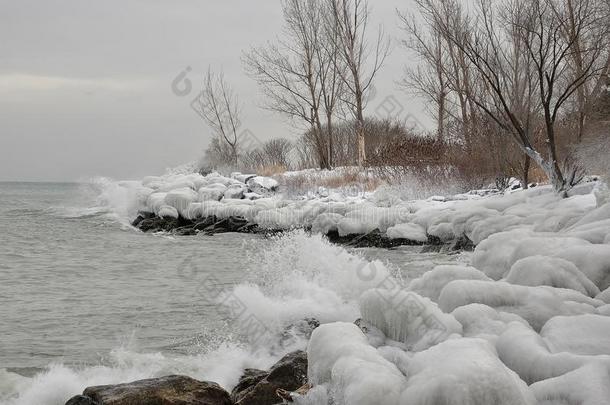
[80,375,231,405]
[325,229,425,248]
[132,211,155,228]
[451,235,475,251]
[233,350,308,405]
[230,369,268,403]
[174,225,197,236]
[65,395,99,405]
[194,215,218,231]
[212,217,249,233]
[136,216,179,232]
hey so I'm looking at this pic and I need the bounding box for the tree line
[196,0,610,194]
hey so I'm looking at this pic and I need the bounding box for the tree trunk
[356,91,366,167]
[327,113,334,168]
[522,155,530,189]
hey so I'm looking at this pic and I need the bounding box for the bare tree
[193,68,241,166]
[563,0,610,141]
[244,0,343,169]
[399,13,449,140]
[263,138,293,168]
[416,0,609,193]
[328,0,390,166]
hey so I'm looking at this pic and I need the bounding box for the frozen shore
[62,170,610,405]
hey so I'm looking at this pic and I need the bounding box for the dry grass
[257,164,288,176]
[275,168,383,197]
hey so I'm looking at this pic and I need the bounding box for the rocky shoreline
[65,349,308,405]
[131,211,474,252]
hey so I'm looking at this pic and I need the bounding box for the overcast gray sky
[0,0,424,182]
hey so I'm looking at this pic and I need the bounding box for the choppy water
[0,181,467,405]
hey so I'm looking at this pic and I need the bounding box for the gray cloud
[0,0,424,182]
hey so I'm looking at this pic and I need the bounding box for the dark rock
[135,216,179,232]
[451,235,475,251]
[194,216,217,231]
[233,350,308,405]
[82,375,232,405]
[230,369,268,403]
[132,212,155,228]
[325,229,425,249]
[211,217,249,233]
[65,395,98,405]
[174,225,197,236]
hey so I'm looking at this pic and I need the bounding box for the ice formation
[92,170,610,405]
[505,255,600,297]
[399,338,537,405]
[359,288,462,351]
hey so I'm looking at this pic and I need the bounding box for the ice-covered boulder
[359,289,462,351]
[451,303,529,342]
[223,184,246,200]
[541,314,610,356]
[311,213,344,234]
[473,232,590,280]
[198,183,227,201]
[307,322,406,405]
[146,192,167,215]
[399,338,537,405]
[182,202,204,220]
[506,256,600,297]
[530,363,610,405]
[565,218,610,243]
[596,287,610,304]
[232,173,256,184]
[551,245,610,291]
[496,322,610,383]
[407,265,491,302]
[472,229,534,280]
[157,205,179,219]
[385,223,427,242]
[337,217,378,236]
[438,280,599,331]
[469,214,525,245]
[164,187,198,214]
[246,176,279,194]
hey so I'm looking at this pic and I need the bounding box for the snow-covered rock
[408,265,491,302]
[359,289,462,351]
[451,303,529,342]
[385,223,427,242]
[540,314,610,356]
[530,363,610,405]
[307,322,406,405]
[496,322,610,384]
[157,205,178,219]
[505,256,600,297]
[400,338,537,405]
[223,184,246,200]
[438,280,600,331]
[246,176,279,194]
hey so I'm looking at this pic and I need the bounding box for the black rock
[230,369,269,403]
[325,229,425,248]
[232,350,308,405]
[194,215,218,231]
[451,235,475,251]
[80,375,232,405]
[65,395,98,405]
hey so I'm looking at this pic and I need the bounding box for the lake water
[0,181,467,405]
